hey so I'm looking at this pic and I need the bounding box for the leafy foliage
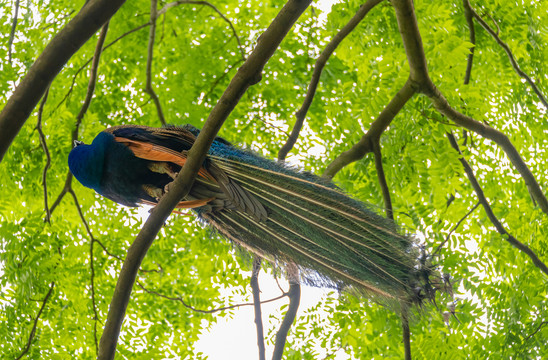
[0,0,547,358]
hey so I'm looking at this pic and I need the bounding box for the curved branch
[14,282,55,360]
[278,0,384,160]
[402,309,411,360]
[54,22,150,112]
[272,263,300,360]
[372,141,393,221]
[447,132,548,276]
[391,0,548,215]
[323,77,416,178]
[35,88,51,223]
[462,0,476,85]
[250,257,266,360]
[145,0,167,126]
[464,0,547,108]
[0,0,127,162]
[158,0,246,61]
[97,1,311,358]
[74,22,110,137]
[8,0,20,64]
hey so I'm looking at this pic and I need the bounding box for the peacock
[68,124,442,306]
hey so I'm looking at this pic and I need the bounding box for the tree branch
[68,188,99,352]
[446,132,548,276]
[0,0,127,162]
[462,0,475,85]
[401,309,411,360]
[54,22,150,112]
[372,141,393,221]
[323,77,416,178]
[391,0,548,215]
[272,263,300,360]
[137,280,287,314]
[97,1,311,358]
[145,0,167,126]
[14,282,55,360]
[35,88,52,223]
[433,201,480,256]
[8,0,20,64]
[250,257,266,360]
[464,0,547,108]
[278,0,384,160]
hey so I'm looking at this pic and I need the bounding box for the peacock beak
[73,140,84,148]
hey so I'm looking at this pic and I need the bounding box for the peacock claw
[143,184,164,201]
[149,162,178,179]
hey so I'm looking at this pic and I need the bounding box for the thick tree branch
[272,263,300,360]
[145,0,167,126]
[464,0,547,108]
[323,77,416,178]
[0,0,127,162]
[372,141,393,221]
[278,0,384,160]
[250,257,266,360]
[8,0,20,64]
[14,282,55,360]
[447,132,548,276]
[97,1,311,359]
[391,0,548,215]
[35,89,51,223]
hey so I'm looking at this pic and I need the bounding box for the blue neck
[68,132,112,192]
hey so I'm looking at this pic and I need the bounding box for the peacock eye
[73,140,84,148]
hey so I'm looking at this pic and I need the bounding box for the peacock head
[68,132,111,192]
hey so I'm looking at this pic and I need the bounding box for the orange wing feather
[114,136,218,210]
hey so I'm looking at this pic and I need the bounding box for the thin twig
[278,0,384,161]
[54,23,150,113]
[433,201,480,256]
[35,88,51,223]
[447,132,548,276]
[372,141,393,221]
[250,257,266,360]
[49,174,72,215]
[158,0,246,61]
[464,0,547,108]
[8,0,20,64]
[40,10,76,30]
[136,280,287,314]
[69,188,99,351]
[14,282,55,360]
[523,321,548,342]
[145,0,167,126]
